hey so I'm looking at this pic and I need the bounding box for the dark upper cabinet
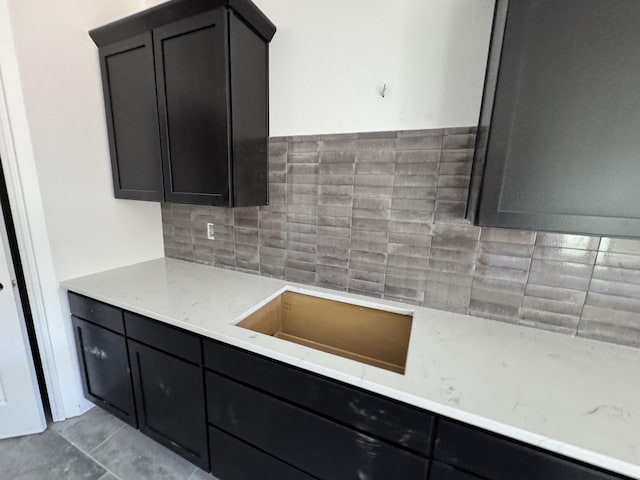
[90,0,275,207]
[98,32,164,201]
[467,0,640,237]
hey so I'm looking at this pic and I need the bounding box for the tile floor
[0,407,216,480]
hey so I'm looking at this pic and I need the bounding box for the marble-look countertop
[61,258,640,479]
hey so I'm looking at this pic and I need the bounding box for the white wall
[6,0,163,282]
[147,0,495,136]
[0,0,163,419]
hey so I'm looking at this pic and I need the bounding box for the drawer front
[204,339,433,454]
[431,462,482,480]
[435,420,625,480]
[209,426,316,480]
[68,292,124,334]
[71,316,136,426]
[206,371,428,480]
[124,312,201,364]
[129,340,208,470]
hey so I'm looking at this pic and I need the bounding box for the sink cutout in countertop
[234,287,413,374]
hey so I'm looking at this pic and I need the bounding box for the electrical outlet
[207,223,215,240]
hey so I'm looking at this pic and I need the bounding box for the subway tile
[355,150,396,163]
[397,134,443,150]
[386,263,428,280]
[317,244,350,269]
[535,232,600,250]
[260,263,285,279]
[396,150,441,163]
[317,225,351,238]
[348,278,384,298]
[578,305,640,347]
[444,126,477,135]
[353,185,394,197]
[398,128,444,137]
[355,138,397,152]
[596,251,640,270]
[318,138,357,152]
[356,130,398,139]
[316,265,349,290]
[260,230,287,249]
[317,215,351,228]
[355,162,395,175]
[424,271,473,313]
[519,307,580,334]
[392,187,437,200]
[286,268,316,284]
[288,152,319,164]
[349,268,385,284]
[443,133,476,149]
[391,198,436,212]
[599,237,640,255]
[319,151,356,163]
[288,141,318,153]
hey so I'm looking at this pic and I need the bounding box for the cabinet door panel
[99,32,163,201]
[435,420,624,480]
[72,316,136,426]
[209,426,316,480]
[206,371,428,480]
[128,340,208,470]
[472,0,640,236]
[154,10,231,206]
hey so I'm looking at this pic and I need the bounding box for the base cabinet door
[71,316,136,426]
[209,426,315,480]
[128,340,208,470]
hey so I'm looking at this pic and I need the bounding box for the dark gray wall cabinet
[468,0,640,237]
[68,291,631,480]
[90,0,275,206]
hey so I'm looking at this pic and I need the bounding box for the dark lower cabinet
[71,316,136,426]
[68,291,632,480]
[206,371,429,480]
[434,420,625,480]
[209,426,316,480]
[128,339,208,470]
[430,462,482,480]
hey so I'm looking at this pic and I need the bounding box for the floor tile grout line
[86,423,126,456]
[49,425,124,480]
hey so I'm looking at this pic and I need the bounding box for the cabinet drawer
[209,426,315,480]
[206,371,428,480]
[430,462,482,480]
[68,292,124,334]
[435,420,626,480]
[204,339,433,454]
[124,312,200,364]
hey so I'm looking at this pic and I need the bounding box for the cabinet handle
[0,282,3,291]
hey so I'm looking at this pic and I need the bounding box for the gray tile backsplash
[161,127,640,349]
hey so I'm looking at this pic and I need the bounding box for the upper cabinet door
[99,32,164,201]
[153,10,232,206]
[469,0,640,237]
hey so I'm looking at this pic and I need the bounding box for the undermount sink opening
[233,287,413,374]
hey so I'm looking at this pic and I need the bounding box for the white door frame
[0,70,66,421]
[0,0,100,422]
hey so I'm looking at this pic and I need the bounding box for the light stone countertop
[61,257,640,479]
